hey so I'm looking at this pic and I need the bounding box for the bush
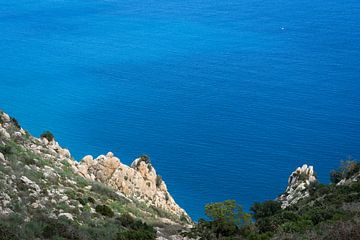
[330,159,360,183]
[281,219,313,233]
[330,170,343,184]
[0,144,15,155]
[138,155,150,165]
[136,155,153,172]
[40,131,54,142]
[204,200,251,237]
[156,175,163,188]
[77,197,88,206]
[118,213,135,227]
[88,196,96,204]
[10,117,20,129]
[116,214,156,240]
[256,217,282,233]
[0,221,19,240]
[116,229,156,240]
[95,205,115,217]
[251,200,282,220]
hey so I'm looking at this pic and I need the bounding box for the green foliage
[330,158,360,183]
[0,221,19,240]
[280,219,313,233]
[250,200,282,220]
[189,200,251,239]
[118,213,135,227]
[77,196,89,205]
[88,196,96,204]
[138,155,150,165]
[156,175,163,188]
[137,155,153,172]
[40,131,54,142]
[10,117,20,129]
[91,181,119,200]
[116,213,156,240]
[330,170,343,184]
[95,204,115,217]
[0,143,16,155]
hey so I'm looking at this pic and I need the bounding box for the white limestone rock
[277,164,317,209]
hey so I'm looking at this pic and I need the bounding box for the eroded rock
[277,164,317,209]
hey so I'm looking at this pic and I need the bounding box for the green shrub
[256,217,281,233]
[330,159,360,183]
[95,205,115,217]
[330,170,343,184]
[116,219,156,240]
[0,221,19,240]
[204,200,251,237]
[116,229,156,240]
[10,117,20,129]
[77,197,88,206]
[304,207,337,225]
[118,213,135,227]
[156,175,163,188]
[40,131,54,142]
[138,155,150,165]
[281,219,313,233]
[88,196,96,204]
[91,181,119,200]
[0,144,16,155]
[251,200,282,220]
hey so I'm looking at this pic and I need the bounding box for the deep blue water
[1,0,360,220]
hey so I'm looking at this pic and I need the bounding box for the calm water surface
[1,0,360,220]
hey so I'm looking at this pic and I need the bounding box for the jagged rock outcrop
[277,164,317,209]
[0,110,192,239]
[77,154,190,222]
[0,110,191,226]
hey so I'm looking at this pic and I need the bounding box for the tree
[204,200,251,238]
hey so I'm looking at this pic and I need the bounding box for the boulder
[0,152,5,162]
[0,127,10,139]
[1,113,10,122]
[20,176,41,193]
[58,213,74,221]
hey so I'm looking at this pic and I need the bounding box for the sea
[0,0,360,220]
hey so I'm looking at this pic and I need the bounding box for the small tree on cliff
[204,200,251,238]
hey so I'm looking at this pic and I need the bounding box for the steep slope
[0,110,191,240]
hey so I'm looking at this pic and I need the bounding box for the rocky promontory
[0,110,191,240]
[277,164,317,208]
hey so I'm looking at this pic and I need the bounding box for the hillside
[0,111,191,240]
[182,162,360,239]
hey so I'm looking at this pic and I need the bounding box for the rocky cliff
[76,153,189,220]
[0,110,191,240]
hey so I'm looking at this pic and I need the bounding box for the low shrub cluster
[96,204,115,217]
[40,131,54,142]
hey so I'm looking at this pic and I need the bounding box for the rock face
[0,110,191,230]
[78,154,190,222]
[277,164,317,209]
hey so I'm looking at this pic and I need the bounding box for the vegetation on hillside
[0,112,184,240]
[183,160,360,240]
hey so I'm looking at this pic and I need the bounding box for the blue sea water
[1,0,360,220]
